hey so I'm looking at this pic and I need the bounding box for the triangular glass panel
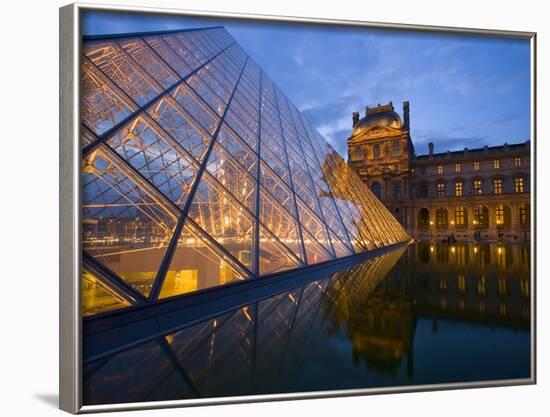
[187,171,255,272]
[204,142,256,213]
[82,268,130,317]
[107,113,200,209]
[159,222,247,299]
[258,187,303,262]
[258,225,301,276]
[82,145,179,296]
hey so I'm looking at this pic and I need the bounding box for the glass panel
[84,40,162,106]
[216,123,257,175]
[82,145,179,296]
[107,114,199,209]
[82,268,130,316]
[143,35,192,77]
[259,161,296,216]
[188,172,255,271]
[258,226,301,276]
[118,37,180,89]
[259,187,303,262]
[146,95,213,163]
[186,73,228,116]
[159,222,246,299]
[296,199,332,254]
[171,83,219,134]
[81,59,137,136]
[204,142,256,212]
[301,228,334,265]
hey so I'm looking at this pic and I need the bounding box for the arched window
[474,205,489,228]
[373,144,380,158]
[495,204,511,227]
[371,181,382,199]
[418,208,430,229]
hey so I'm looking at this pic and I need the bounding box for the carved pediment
[349,126,403,143]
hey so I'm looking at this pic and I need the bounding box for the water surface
[83,242,531,405]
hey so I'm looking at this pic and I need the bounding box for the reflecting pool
[83,242,531,405]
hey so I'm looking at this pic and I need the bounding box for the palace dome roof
[352,102,403,136]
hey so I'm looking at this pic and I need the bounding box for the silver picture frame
[59,2,537,413]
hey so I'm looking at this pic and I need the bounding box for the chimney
[428,142,434,156]
[403,101,410,129]
[352,112,359,126]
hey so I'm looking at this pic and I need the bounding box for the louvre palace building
[347,101,531,242]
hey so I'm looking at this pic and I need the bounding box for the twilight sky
[83,11,531,157]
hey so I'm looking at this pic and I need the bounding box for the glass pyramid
[81,26,410,316]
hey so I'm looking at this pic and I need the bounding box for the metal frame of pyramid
[80,26,410,318]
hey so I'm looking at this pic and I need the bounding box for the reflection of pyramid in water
[80,27,410,317]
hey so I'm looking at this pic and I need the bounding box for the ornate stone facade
[347,101,531,242]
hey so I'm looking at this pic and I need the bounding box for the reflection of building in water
[402,243,530,328]
[347,102,531,243]
[83,247,405,404]
[83,243,530,404]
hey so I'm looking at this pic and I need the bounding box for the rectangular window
[455,181,463,197]
[514,177,524,193]
[420,184,428,198]
[393,164,399,173]
[473,161,480,171]
[455,207,465,226]
[493,159,501,169]
[473,179,482,195]
[493,178,503,194]
[455,163,461,173]
[420,166,426,175]
[437,165,443,174]
[393,141,400,157]
[495,204,505,225]
[437,182,445,197]
[515,157,522,167]
[394,182,401,199]
[520,206,529,225]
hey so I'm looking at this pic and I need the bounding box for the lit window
[437,182,445,197]
[493,159,501,169]
[436,208,448,227]
[474,205,487,227]
[495,204,505,225]
[473,179,483,195]
[437,165,443,174]
[493,178,502,194]
[514,177,524,193]
[455,206,466,226]
[373,144,380,158]
[514,157,522,167]
[520,205,529,225]
[473,161,480,171]
[393,141,400,157]
[455,180,463,197]
[455,163,461,173]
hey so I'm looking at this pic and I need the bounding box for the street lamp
[496,219,502,242]
[429,220,434,242]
